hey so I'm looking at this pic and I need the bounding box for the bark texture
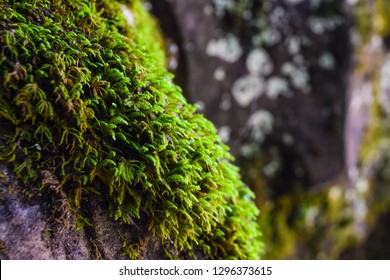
[150,0,390,259]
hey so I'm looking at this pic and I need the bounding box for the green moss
[360,87,388,165]
[0,171,6,181]
[374,0,390,38]
[258,185,360,259]
[128,0,166,67]
[0,0,262,259]
[354,0,390,43]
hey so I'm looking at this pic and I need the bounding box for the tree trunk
[150,0,390,259]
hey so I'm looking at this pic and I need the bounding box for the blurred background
[144,0,390,259]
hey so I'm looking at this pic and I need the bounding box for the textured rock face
[0,160,166,260]
[0,161,90,259]
[0,0,261,260]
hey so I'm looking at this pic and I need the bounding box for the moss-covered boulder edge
[0,0,262,259]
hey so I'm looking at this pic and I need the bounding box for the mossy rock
[0,0,262,259]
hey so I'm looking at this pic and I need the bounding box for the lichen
[287,36,301,55]
[217,125,232,143]
[206,33,243,63]
[213,66,226,81]
[0,0,262,259]
[231,75,264,107]
[247,110,274,142]
[212,0,346,110]
[246,48,273,76]
[219,93,232,111]
[307,15,344,35]
[211,0,235,18]
[318,51,335,70]
[281,62,310,93]
[266,76,289,100]
[253,28,282,47]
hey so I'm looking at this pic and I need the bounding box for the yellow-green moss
[360,86,389,165]
[258,185,360,259]
[374,0,390,38]
[354,0,390,43]
[0,0,262,259]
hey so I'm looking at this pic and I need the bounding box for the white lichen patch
[292,71,310,93]
[246,48,273,76]
[219,93,232,111]
[263,160,280,177]
[269,6,286,27]
[257,28,282,46]
[281,62,310,93]
[319,51,335,70]
[206,34,243,63]
[220,93,232,111]
[217,125,232,143]
[281,62,294,75]
[307,16,344,35]
[307,17,326,35]
[247,110,274,142]
[240,143,260,158]
[232,75,265,107]
[168,43,179,70]
[287,36,301,55]
[121,4,135,27]
[266,76,289,100]
[213,66,226,81]
[212,0,235,18]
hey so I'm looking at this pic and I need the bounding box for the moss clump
[0,0,262,259]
